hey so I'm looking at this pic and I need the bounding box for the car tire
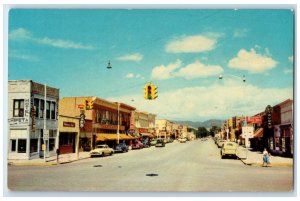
[221,155,224,159]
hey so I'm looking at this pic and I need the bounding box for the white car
[178,138,187,143]
[90,144,114,157]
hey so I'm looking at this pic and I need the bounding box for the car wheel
[221,155,224,159]
[110,152,113,155]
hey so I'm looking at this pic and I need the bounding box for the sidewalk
[7,152,91,166]
[236,147,293,167]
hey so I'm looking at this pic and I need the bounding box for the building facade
[8,80,59,160]
[59,96,136,150]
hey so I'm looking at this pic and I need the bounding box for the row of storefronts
[8,80,196,160]
[220,99,293,157]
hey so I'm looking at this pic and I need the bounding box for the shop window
[13,99,24,117]
[49,139,55,151]
[11,139,16,152]
[46,101,50,119]
[18,139,27,153]
[30,139,38,153]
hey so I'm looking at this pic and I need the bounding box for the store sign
[31,106,36,132]
[246,116,262,124]
[265,105,272,129]
[241,126,254,138]
[80,113,85,128]
[138,128,148,133]
[63,121,76,127]
[43,129,49,140]
[129,111,135,130]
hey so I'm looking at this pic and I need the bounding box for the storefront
[58,116,80,154]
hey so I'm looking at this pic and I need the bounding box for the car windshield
[96,145,106,148]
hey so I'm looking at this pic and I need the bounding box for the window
[49,139,55,151]
[18,139,27,153]
[46,101,50,119]
[13,99,24,117]
[30,139,38,153]
[50,102,55,119]
[34,99,39,118]
[11,139,16,152]
[40,100,44,118]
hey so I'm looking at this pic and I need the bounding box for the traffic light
[147,85,152,99]
[85,99,94,110]
[151,84,158,99]
[144,84,150,99]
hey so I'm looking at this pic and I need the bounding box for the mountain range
[172,119,224,129]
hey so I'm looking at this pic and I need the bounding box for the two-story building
[8,80,59,160]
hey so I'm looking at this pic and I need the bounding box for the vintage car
[90,144,114,157]
[114,142,129,153]
[150,139,157,146]
[155,138,165,147]
[178,138,187,143]
[131,140,144,149]
[221,142,239,159]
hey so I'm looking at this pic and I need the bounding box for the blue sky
[8,9,294,121]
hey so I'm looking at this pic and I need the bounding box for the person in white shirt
[262,148,271,167]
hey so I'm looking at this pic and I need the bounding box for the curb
[239,158,293,167]
[8,156,90,166]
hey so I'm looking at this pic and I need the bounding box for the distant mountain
[172,119,224,129]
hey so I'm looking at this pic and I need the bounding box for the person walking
[262,148,271,167]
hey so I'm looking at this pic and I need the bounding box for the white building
[8,80,59,160]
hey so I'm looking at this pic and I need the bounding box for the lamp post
[117,102,120,144]
[219,73,249,158]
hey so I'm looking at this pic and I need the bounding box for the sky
[7,8,294,121]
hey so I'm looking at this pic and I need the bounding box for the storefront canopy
[253,128,264,138]
[96,133,134,141]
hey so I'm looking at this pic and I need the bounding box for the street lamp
[117,102,120,144]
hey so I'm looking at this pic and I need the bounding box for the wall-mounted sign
[63,122,76,127]
[80,113,85,128]
[246,116,262,124]
[265,105,272,129]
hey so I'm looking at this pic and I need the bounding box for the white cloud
[283,68,293,74]
[288,56,293,63]
[125,73,145,79]
[109,80,292,121]
[175,60,224,80]
[125,73,135,78]
[9,28,32,40]
[117,53,143,62]
[9,28,95,50]
[233,28,248,38]
[9,50,39,61]
[151,59,182,80]
[35,37,95,50]
[228,48,278,73]
[165,34,219,53]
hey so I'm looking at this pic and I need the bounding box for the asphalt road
[7,138,294,193]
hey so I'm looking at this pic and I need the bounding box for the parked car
[178,138,187,143]
[221,142,239,159]
[142,139,150,148]
[132,140,144,149]
[90,144,114,157]
[150,139,157,146]
[155,138,165,147]
[166,138,174,143]
[114,142,129,153]
[217,139,226,148]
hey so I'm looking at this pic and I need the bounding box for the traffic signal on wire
[151,85,158,99]
[85,99,94,110]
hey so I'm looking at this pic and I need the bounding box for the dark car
[132,140,144,149]
[142,139,150,148]
[155,138,165,147]
[114,143,129,153]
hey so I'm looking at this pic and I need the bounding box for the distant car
[217,140,226,148]
[132,140,144,149]
[90,144,114,157]
[141,139,150,148]
[114,142,129,153]
[166,138,174,143]
[155,138,165,147]
[150,139,157,146]
[178,138,187,143]
[221,142,239,159]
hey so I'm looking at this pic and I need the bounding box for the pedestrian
[262,148,271,167]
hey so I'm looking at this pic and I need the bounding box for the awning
[253,128,264,138]
[96,133,134,141]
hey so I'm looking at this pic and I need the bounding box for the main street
[7,138,293,192]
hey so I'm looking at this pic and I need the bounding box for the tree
[198,127,209,138]
[210,126,221,137]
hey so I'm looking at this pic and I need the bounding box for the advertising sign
[246,116,262,124]
[241,126,254,138]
